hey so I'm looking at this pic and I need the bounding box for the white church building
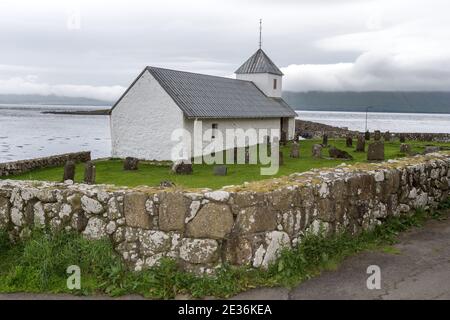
[110,48,297,161]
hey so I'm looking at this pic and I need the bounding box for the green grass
[0,202,447,299]
[4,139,450,189]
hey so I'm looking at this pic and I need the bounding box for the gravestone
[280,131,287,146]
[356,135,365,152]
[290,142,300,158]
[329,146,353,160]
[374,130,381,141]
[84,161,96,184]
[399,134,406,143]
[160,180,175,188]
[244,146,250,164]
[367,141,385,161]
[63,160,76,182]
[171,160,193,174]
[214,165,228,176]
[346,136,353,147]
[400,143,411,154]
[424,146,440,154]
[312,144,322,158]
[384,131,391,142]
[365,131,371,141]
[279,151,284,166]
[322,134,328,147]
[123,157,139,170]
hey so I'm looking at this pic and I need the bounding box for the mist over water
[1,105,449,163]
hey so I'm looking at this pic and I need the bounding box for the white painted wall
[288,117,295,140]
[110,70,185,161]
[236,73,283,98]
[183,117,281,158]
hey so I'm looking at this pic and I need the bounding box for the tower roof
[235,49,283,76]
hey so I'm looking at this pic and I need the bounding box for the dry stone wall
[0,151,91,177]
[1,152,449,274]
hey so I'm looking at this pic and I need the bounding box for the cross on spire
[259,19,262,49]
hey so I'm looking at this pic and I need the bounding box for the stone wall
[295,119,450,142]
[1,152,449,274]
[0,151,91,177]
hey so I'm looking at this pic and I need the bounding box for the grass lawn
[3,139,450,189]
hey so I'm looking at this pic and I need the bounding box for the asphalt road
[233,212,450,300]
[1,213,449,300]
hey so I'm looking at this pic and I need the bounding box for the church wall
[183,117,281,158]
[110,70,185,161]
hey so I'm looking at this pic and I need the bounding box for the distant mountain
[0,94,112,106]
[283,91,450,114]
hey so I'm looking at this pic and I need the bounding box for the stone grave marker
[84,161,96,184]
[63,160,76,182]
[367,141,385,161]
[290,142,300,158]
[356,135,365,152]
[123,157,139,170]
[346,135,353,147]
[171,160,193,174]
[312,144,322,158]
[214,165,228,176]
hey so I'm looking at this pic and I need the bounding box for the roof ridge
[146,66,253,84]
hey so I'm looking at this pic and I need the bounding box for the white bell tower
[235,20,283,98]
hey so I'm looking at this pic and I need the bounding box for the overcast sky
[0,0,449,101]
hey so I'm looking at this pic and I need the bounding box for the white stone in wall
[318,183,329,198]
[179,238,218,264]
[10,207,23,226]
[374,171,384,182]
[261,231,291,269]
[106,221,117,235]
[81,195,103,215]
[185,200,201,223]
[82,217,107,240]
[33,201,46,226]
[253,245,266,268]
[204,191,230,202]
[107,197,121,219]
[59,203,72,219]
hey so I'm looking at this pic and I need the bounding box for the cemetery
[2,135,450,189]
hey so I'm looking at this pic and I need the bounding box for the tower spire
[259,19,262,49]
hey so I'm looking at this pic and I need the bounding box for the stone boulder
[328,146,353,160]
[124,192,151,229]
[159,192,190,231]
[171,160,193,175]
[367,141,385,161]
[186,203,234,239]
[384,131,391,141]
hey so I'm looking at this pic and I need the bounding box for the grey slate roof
[135,66,296,119]
[235,49,284,76]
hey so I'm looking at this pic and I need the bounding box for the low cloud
[0,76,125,101]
